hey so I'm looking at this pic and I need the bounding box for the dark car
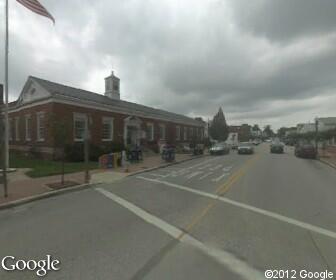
[210,143,230,155]
[270,142,284,153]
[294,143,317,159]
[237,142,254,154]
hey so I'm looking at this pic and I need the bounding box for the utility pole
[315,117,319,157]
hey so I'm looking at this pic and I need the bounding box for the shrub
[65,143,84,162]
[64,141,126,162]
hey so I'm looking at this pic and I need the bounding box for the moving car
[237,142,254,154]
[294,143,317,159]
[210,143,230,155]
[270,142,284,153]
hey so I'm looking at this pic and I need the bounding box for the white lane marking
[223,166,233,172]
[165,158,219,177]
[198,164,212,170]
[151,174,167,178]
[186,171,203,179]
[210,164,223,171]
[212,173,230,182]
[137,177,336,240]
[199,172,213,180]
[95,187,264,280]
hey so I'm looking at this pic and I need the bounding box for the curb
[0,154,208,210]
[319,158,336,170]
[127,154,209,177]
[0,183,96,211]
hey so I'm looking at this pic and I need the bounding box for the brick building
[8,72,205,158]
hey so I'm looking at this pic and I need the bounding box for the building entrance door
[126,125,138,146]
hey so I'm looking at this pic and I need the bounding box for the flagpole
[4,0,9,170]
[2,0,9,197]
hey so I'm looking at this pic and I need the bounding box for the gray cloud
[230,0,336,42]
[1,0,336,129]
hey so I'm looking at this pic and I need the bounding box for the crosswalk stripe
[96,187,264,280]
[212,172,230,182]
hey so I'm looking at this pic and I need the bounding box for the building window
[147,123,154,141]
[102,117,113,141]
[184,127,187,141]
[37,112,45,141]
[176,126,180,141]
[159,124,166,140]
[74,113,87,141]
[15,117,20,141]
[25,115,32,141]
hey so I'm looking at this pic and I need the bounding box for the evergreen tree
[209,107,229,141]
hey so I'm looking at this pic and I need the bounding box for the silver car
[237,142,254,154]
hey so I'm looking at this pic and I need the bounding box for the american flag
[16,0,55,24]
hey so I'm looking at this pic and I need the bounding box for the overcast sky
[1,0,336,130]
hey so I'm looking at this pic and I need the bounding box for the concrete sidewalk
[0,169,103,206]
[0,153,202,207]
[319,146,336,169]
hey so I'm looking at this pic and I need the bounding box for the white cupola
[104,71,120,100]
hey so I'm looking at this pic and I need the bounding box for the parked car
[237,142,254,154]
[270,142,284,153]
[210,143,230,155]
[294,143,317,159]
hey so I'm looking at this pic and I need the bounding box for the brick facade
[9,101,204,158]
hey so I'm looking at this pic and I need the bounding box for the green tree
[263,125,275,138]
[277,127,288,138]
[50,115,72,185]
[209,107,228,141]
[252,124,260,132]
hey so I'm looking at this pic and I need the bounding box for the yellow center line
[178,154,260,240]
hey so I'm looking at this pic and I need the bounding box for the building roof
[317,117,336,125]
[27,76,203,127]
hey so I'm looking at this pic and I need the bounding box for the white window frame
[25,114,32,141]
[15,117,20,141]
[159,124,166,140]
[176,126,180,141]
[36,112,45,142]
[102,117,114,141]
[189,127,193,139]
[73,113,87,142]
[184,127,187,141]
[147,122,154,141]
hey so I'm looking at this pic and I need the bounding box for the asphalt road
[0,143,336,279]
